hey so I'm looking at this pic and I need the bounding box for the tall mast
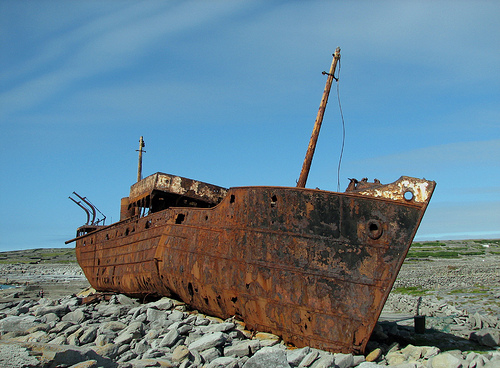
[137,136,146,182]
[297,47,341,188]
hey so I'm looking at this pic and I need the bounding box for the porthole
[404,190,414,201]
[367,219,383,240]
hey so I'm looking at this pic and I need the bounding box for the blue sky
[1,1,499,252]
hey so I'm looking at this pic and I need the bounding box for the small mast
[297,47,341,188]
[137,136,146,182]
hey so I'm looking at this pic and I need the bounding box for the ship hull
[74,180,434,353]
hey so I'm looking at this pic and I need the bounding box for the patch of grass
[448,287,488,295]
[458,251,485,256]
[393,286,429,296]
[448,289,467,294]
[474,239,500,246]
[407,250,460,258]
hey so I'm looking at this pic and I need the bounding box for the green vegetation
[0,248,77,264]
[393,286,429,296]
[412,241,446,247]
[407,250,460,259]
[474,239,500,246]
[407,239,500,259]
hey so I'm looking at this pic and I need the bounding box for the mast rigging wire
[335,59,346,192]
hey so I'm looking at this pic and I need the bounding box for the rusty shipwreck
[67,48,435,354]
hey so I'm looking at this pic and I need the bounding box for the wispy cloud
[0,1,258,119]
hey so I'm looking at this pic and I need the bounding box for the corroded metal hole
[404,189,414,201]
[367,220,383,240]
[175,213,186,224]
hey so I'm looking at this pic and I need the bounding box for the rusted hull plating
[74,176,435,353]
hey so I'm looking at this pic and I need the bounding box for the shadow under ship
[67,49,435,354]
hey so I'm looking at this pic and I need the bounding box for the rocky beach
[0,240,499,368]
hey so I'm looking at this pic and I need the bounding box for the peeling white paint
[358,176,434,204]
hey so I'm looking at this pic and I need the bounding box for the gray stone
[124,321,145,336]
[117,350,137,362]
[65,324,83,337]
[50,321,74,334]
[200,322,235,333]
[299,350,320,367]
[33,343,117,368]
[356,363,382,368]
[68,359,99,368]
[242,346,291,368]
[172,344,190,362]
[79,326,98,345]
[471,329,500,347]
[484,361,500,368]
[334,353,354,368]
[117,343,131,355]
[386,351,406,366]
[127,358,164,367]
[149,297,174,310]
[26,323,51,334]
[207,356,240,368]
[401,344,423,361]
[160,328,180,348]
[128,306,143,317]
[92,343,120,359]
[98,321,127,334]
[191,349,203,366]
[287,347,311,366]
[142,349,163,359]
[188,331,227,352]
[144,328,161,341]
[134,340,150,355]
[96,304,125,317]
[168,309,185,322]
[353,355,366,366]
[311,354,335,368]
[50,335,67,345]
[41,312,60,324]
[94,334,112,347]
[422,346,441,360]
[67,331,81,346]
[195,315,211,326]
[146,307,167,323]
[200,347,221,363]
[0,342,41,368]
[62,309,86,324]
[185,331,203,346]
[471,312,483,329]
[0,315,38,333]
[224,340,260,358]
[26,330,49,343]
[116,294,139,306]
[429,352,464,368]
[177,324,193,335]
[114,331,136,346]
[34,304,69,317]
